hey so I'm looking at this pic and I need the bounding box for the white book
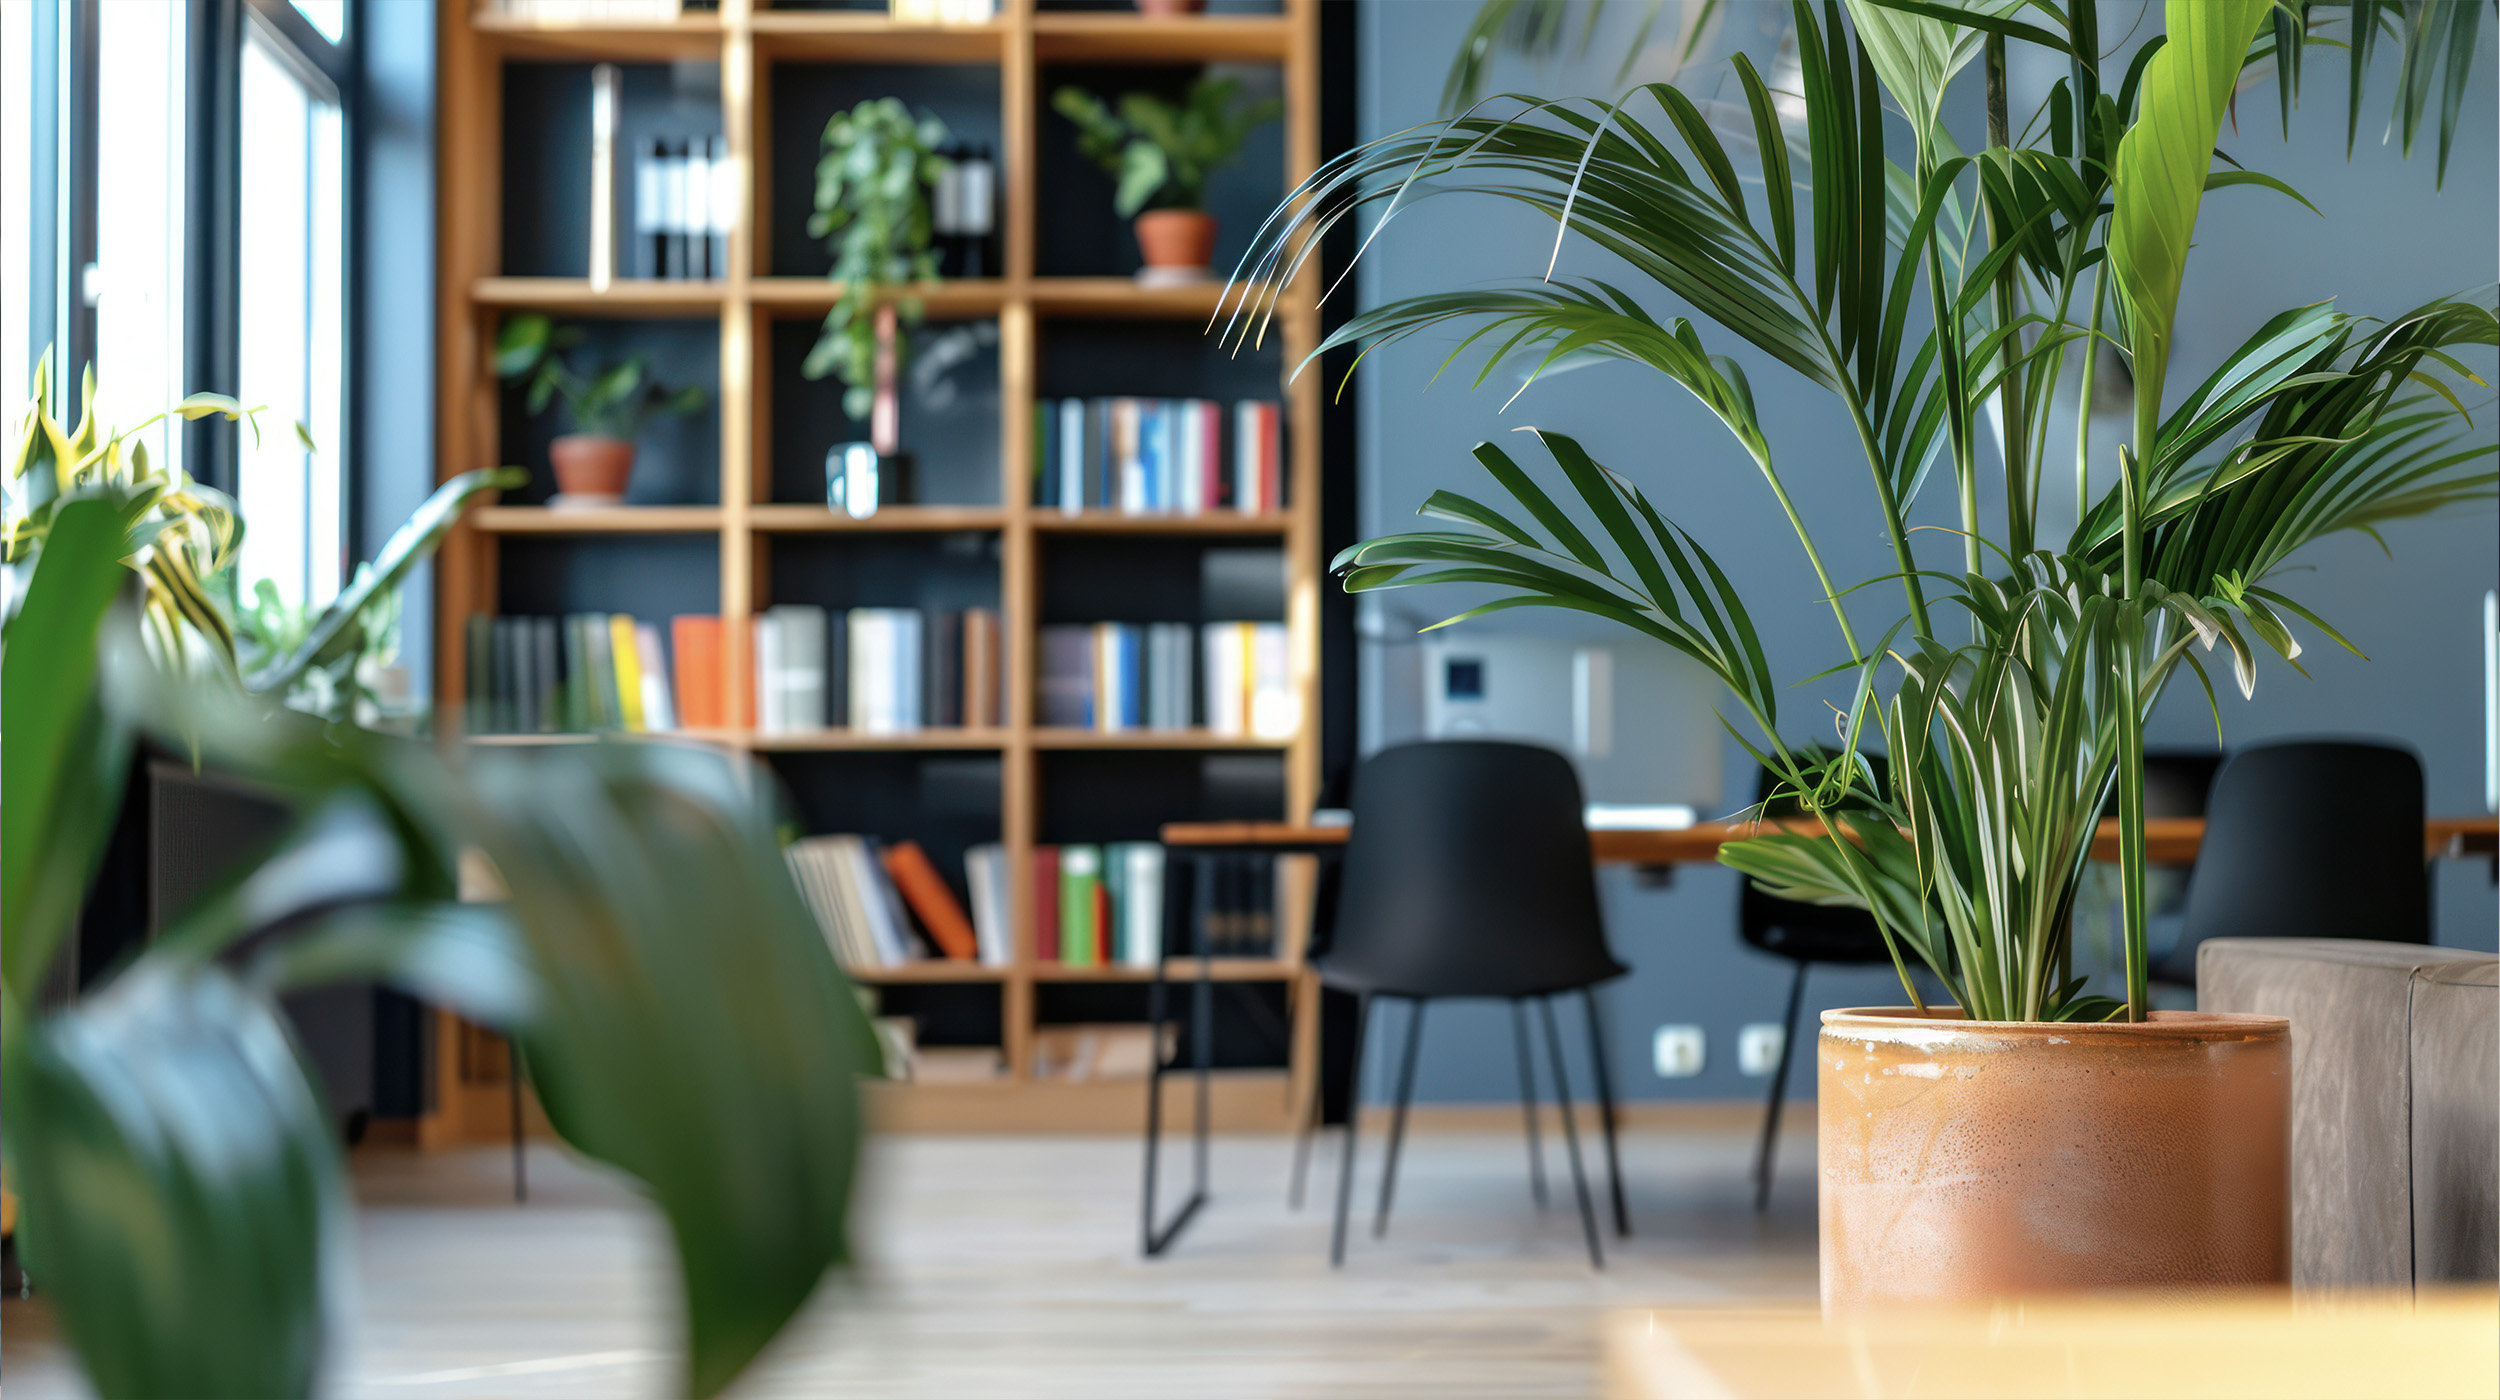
[588,65,621,290]
[1058,399,1085,515]
[1251,621,1297,739]
[708,134,734,274]
[847,609,885,733]
[1123,844,1163,968]
[1117,401,1147,514]
[768,604,827,730]
[1202,622,1247,736]
[635,621,675,730]
[964,844,1007,967]
[683,135,711,276]
[788,840,866,969]
[661,142,687,264]
[755,612,784,733]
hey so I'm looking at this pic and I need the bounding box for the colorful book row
[786,835,1012,970]
[1031,397,1283,516]
[464,613,679,735]
[1036,620,1294,736]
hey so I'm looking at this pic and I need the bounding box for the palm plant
[1225,0,2494,1022]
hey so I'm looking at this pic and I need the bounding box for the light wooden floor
[1,1112,1820,1398]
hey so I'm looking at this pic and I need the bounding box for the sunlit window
[236,11,346,611]
[290,0,347,45]
[0,0,35,422]
[95,2,190,481]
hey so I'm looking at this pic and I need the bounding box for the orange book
[880,841,979,961]
[671,617,724,729]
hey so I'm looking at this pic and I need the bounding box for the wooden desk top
[1161,815,2500,866]
[1602,1289,2499,1399]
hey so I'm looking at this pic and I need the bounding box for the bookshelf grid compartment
[434,0,1323,1139]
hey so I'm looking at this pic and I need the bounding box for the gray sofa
[2199,938,2498,1287]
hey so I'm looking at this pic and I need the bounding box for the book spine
[1059,399,1084,515]
[588,65,621,289]
[1059,845,1101,966]
[754,610,782,733]
[670,615,719,729]
[608,614,646,731]
[708,134,732,278]
[1033,845,1061,962]
[465,615,492,732]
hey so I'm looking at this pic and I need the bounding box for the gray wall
[1350,0,2499,1105]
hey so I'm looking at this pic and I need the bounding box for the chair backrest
[2176,740,2428,958]
[1737,756,1895,966]
[1321,740,1622,999]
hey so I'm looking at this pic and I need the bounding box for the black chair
[2153,739,2428,985]
[1300,740,1628,1268]
[1737,760,1895,1214]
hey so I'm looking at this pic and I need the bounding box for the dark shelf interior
[873,984,1004,1049]
[1035,62,1283,279]
[502,62,725,280]
[496,318,722,507]
[768,63,1003,280]
[1040,750,1284,843]
[1036,981,1293,1070]
[496,537,722,619]
[1035,316,1283,405]
[768,317,1001,506]
[768,750,1002,900]
[766,531,1003,614]
[1040,539,1282,625]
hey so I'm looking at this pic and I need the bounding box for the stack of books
[1031,397,1283,515]
[1035,620,1293,737]
[464,613,680,734]
[785,836,1011,970]
[748,605,1005,735]
[1030,845,1284,967]
[631,135,732,281]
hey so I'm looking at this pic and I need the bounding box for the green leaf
[467,743,874,1398]
[1116,140,1171,218]
[5,962,343,1400]
[251,901,538,1029]
[1,494,135,1001]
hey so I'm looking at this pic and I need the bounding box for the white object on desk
[1584,803,1697,831]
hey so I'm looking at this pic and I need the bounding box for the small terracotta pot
[1134,209,1218,278]
[1135,0,1205,15]
[548,434,635,503]
[1818,1007,2289,1313]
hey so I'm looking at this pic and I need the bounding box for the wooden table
[1601,1289,2500,1399]
[1163,815,2500,867]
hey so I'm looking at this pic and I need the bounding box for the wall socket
[1737,1022,1786,1077]
[1652,1024,1705,1078]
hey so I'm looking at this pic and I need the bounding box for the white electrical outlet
[1652,1024,1705,1078]
[1737,1022,1786,1077]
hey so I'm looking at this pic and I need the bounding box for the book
[848,608,925,735]
[962,607,1001,728]
[465,615,491,731]
[533,618,562,732]
[763,603,829,732]
[672,615,724,729]
[926,609,963,728]
[1039,625,1094,728]
[1033,845,1062,963]
[881,840,978,961]
[1111,842,1164,968]
[964,842,1011,967]
[1059,844,1102,966]
[753,611,783,733]
[588,64,621,290]
[706,134,731,278]
[609,614,646,730]
[634,621,673,731]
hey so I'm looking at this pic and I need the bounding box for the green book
[562,616,593,731]
[1101,843,1131,965]
[1059,844,1102,967]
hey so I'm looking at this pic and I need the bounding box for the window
[235,7,347,610]
[95,1,191,480]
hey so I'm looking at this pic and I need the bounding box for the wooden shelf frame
[432,0,1324,1142]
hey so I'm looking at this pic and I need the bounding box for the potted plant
[1228,0,2494,1306]
[495,313,706,507]
[2,370,876,1397]
[1054,76,1281,284]
[804,98,951,479]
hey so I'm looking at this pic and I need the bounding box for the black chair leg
[1578,988,1628,1237]
[1373,998,1426,1238]
[1535,996,1604,1269]
[1753,960,1808,1213]
[1511,1000,1548,1209]
[1329,992,1373,1268]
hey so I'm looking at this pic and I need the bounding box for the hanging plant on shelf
[1053,74,1281,284]
[804,97,952,459]
[495,313,706,506]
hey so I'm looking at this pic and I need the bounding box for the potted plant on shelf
[495,313,706,508]
[804,97,952,499]
[1054,75,1281,285]
[1226,0,2494,1307]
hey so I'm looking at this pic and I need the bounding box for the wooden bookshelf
[431,0,1325,1141]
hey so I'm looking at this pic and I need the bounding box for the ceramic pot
[1133,209,1218,283]
[548,434,635,504]
[1135,0,1206,15]
[1818,1007,2289,1312]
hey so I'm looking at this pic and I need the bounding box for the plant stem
[1984,35,2034,560]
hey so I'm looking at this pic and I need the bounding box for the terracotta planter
[1818,1007,2289,1312]
[1133,209,1218,284]
[1135,0,1206,15]
[548,434,635,505]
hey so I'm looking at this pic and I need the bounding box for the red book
[671,616,723,729]
[1033,845,1061,962]
[1090,882,1112,965]
[881,841,978,961]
